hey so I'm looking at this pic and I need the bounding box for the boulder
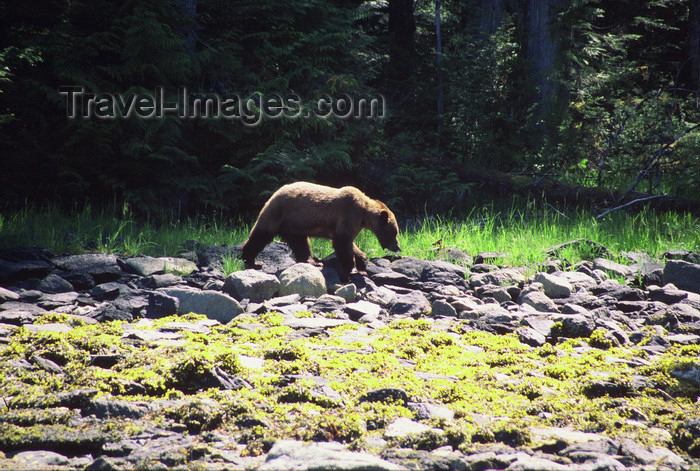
[0,259,52,283]
[37,274,74,294]
[222,270,281,302]
[344,300,381,320]
[53,254,122,283]
[470,268,525,288]
[534,272,572,299]
[278,263,326,298]
[389,291,431,317]
[431,299,457,317]
[663,260,700,294]
[258,440,403,471]
[161,287,243,323]
[123,256,197,276]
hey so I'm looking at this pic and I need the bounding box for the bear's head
[376,208,401,253]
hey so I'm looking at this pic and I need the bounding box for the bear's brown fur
[241,182,400,280]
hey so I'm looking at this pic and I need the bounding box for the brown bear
[241,182,400,281]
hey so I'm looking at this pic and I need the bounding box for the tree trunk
[526,0,563,108]
[435,0,443,158]
[388,0,416,84]
[690,0,700,89]
[173,0,197,54]
[478,0,505,35]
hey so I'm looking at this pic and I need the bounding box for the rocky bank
[0,241,699,470]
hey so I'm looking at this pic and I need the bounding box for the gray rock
[344,300,381,320]
[258,440,405,471]
[559,271,598,290]
[36,291,79,310]
[278,263,327,298]
[0,287,20,302]
[90,303,133,323]
[389,291,431,318]
[432,299,457,317]
[31,353,64,374]
[223,269,281,302]
[384,417,431,438]
[663,259,700,294]
[665,303,700,323]
[593,258,633,278]
[590,280,645,301]
[518,287,558,312]
[141,273,183,289]
[423,262,468,288]
[25,323,73,334]
[437,248,472,266]
[390,257,431,279]
[265,294,302,307]
[451,297,481,314]
[0,259,52,283]
[664,250,700,264]
[524,317,556,336]
[84,456,121,471]
[666,333,700,345]
[474,251,507,264]
[672,364,700,386]
[83,399,150,419]
[470,268,526,288]
[560,303,590,314]
[517,327,546,347]
[60,271,96,290]
[119,432,199,467]
[534,272,572,298]
[407,402,455,420]
[372,271,414,288]
[559,314,596,338]
[282,317,352,329]
[53,253,122,283]
[12,450,69,468]
[359,286,396,307]
[90,282,124,301]
[334,284,357,302]
[476,284,514,304]
[648,284,688,304]
[160,320,213,335]
[113,290,149,316]
[37,273,74,293]
[146,292,180,318]
[310,294,346,314]
[161,287,243,323]
[123,256,197,276]
[620,438,686,466]
[505,454,570,470]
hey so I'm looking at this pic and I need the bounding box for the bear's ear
[379,210,389,224]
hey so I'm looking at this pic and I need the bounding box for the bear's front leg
[332,236,355,282]
[353,243,368,275]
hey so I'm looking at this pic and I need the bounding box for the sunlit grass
[1,203,697,270]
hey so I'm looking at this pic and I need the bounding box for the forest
[2,0,700,218]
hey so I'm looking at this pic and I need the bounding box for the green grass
[1,203,698,269]
[0,204,250,257]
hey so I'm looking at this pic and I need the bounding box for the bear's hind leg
[280,232,317,265]
[333,236,355,282]
[241,228,275,269]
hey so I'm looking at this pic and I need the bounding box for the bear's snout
[384,241,401,252]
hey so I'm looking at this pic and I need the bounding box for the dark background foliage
[2,0,699,219]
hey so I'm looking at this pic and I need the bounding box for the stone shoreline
[1,242,699,470]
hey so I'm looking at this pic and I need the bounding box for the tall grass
[1,204,697,269]
[0,204,249,257]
